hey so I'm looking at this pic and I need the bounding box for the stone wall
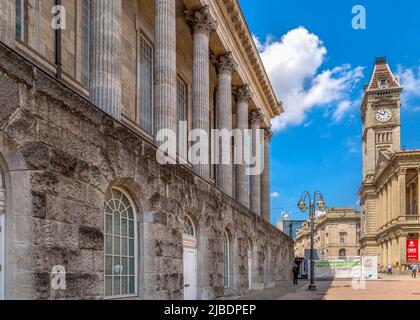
[0,43,294,300]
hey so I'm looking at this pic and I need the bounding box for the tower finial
[375,57,387,65]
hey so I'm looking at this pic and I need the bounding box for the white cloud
[254,27,364,131]
[397,66,420,111]
[270,191,280,198]
[333,100,352,123]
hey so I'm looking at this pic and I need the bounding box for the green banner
[315,260,361,268]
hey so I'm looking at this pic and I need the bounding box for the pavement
[234,275,420,300]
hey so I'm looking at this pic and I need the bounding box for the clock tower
[361,57,402,181]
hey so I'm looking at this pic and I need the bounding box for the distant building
[277,220,305,240]
[295,208,361,260]
[359,57,420,272]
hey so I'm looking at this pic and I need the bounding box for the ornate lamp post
[298,191,326,291]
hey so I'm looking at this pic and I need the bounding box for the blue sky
[239,0,420,224]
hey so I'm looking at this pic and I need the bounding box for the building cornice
[212,0,283,118]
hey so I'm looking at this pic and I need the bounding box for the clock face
[376,108,392,123]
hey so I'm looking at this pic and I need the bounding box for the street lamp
[298,191,327,291]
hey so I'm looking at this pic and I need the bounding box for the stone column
[381,243,386,267]
[387,181,392,224]
[391,237,399,267]
[409,185,414,215]
[387,241,392,266]
[398,169,406,218]
[0,0,15,47]
[249,109,263,215]
[392,175,399,221]
[155,0,177,142]
[186,5,217,179]
[378,189,382,228]
[235,85,253,207]
[90,0,122,119]
[261,128,272,222]
[384,185,388,225]
[215,52,237,196]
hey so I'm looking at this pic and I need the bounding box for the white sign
[361,256,378,280]
[315,258,362,279]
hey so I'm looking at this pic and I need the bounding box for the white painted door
[183,247,197,300]
[0,213,4,300]
[248,249,252,290]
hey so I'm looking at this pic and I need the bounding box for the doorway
[248,240,252,290]
[183,216,198,300]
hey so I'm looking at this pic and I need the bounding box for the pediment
[376,150,393,172]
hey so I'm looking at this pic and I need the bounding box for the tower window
[378,75,388,89]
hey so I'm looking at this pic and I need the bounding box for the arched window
[183,216,196,238]
[339,249,346,259]
[104,188,137,297]
[223,231,231,288]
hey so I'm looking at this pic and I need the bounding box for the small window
[339,249,346,259]
[104,188,137,298]
[15,0,25,41]
[82,0,90,86]
[177,78,188,159]
[139,36,154,135]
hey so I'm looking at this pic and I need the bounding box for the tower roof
[366,57,401,91]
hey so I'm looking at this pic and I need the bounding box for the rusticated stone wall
[0,44,293,300]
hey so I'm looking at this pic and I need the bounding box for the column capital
[264,127,273,142]
[398,168,407,175]
[249,109,263,127]
[214,52,237,74]
[185,5,217,35]
[236,84,253,103]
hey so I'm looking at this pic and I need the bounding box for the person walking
[292,265,299,285]
[411,264,418,278]
[387,264,393,276]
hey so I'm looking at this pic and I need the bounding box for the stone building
[359,57,420,272]
[294,208,361,260]
[0,0,294,300]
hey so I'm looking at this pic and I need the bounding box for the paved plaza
[235,275,420,300]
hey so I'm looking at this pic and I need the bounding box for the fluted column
[378,189,382,228]
[261,128,272,222]
[398,169,406,218]
[0,0,15,47]
[387,181,392,224]
[235,85,253,207]
[215,52,237,196]
[392,175,398,221]
[90,0,122,119]
[186,6,217,179]
[155,0,177,142]
[249,109,263,215]
[383,187,387,226]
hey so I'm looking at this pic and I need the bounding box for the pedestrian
[292,265,299,285]
[387,264,393,276]
[411,264,418,278]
